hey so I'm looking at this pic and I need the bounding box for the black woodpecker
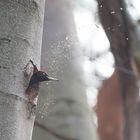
[26,59,59,103]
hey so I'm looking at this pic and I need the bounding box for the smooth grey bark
[0,0,45,140]
[32,0,97,140]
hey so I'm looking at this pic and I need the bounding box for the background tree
[97,0,140,140]
[32,0,98,140]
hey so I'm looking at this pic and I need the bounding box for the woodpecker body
[26,60,58,103]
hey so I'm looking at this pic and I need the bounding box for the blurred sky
[72,0,140,107]
[72,0,114,107]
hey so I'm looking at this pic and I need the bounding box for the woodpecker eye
[43,72,46,75]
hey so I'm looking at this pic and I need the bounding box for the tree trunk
[97,0,140,140]
[0,0,45,139]
[97,70,124,140]
[32,0,97,140]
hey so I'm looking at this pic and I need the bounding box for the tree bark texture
[0,0,45,139]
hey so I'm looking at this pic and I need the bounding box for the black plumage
[26,60,58,103]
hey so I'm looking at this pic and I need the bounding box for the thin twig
[34,121,78,140]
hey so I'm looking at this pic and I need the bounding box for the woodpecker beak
[47,76,59,81]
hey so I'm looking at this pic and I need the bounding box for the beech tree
[0,0,46,140]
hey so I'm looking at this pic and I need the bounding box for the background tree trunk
[97,0,140,140]
[32,0,97,140]
[0,0,45,139]
[97,70,124,140]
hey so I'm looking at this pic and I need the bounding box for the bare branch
[34,121,79,140]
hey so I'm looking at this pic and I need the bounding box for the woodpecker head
[28,71,59,86]
[27,60,59,87]
[37,71,59,82]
